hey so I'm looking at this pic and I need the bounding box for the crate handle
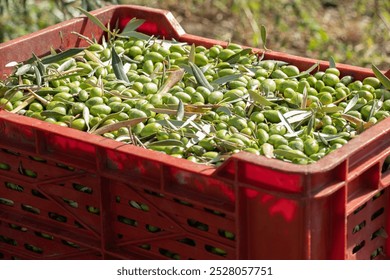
[382,155,390,187]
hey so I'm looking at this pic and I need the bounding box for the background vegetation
[0,0,389,70]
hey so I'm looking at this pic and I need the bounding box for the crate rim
[0,4,389,176]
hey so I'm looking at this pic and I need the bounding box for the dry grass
[123,0,390,70]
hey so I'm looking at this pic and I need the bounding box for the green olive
[304,138,320,156]
[4,32,387,167]
[268,134,288,148]
[140,122,162,137]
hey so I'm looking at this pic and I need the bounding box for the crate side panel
[112,5,185,39]
[237,186,305,259]
[310,187,346,259]
[164,166,236,212]
[0,115,36,151]
[0,4,389,261]
[347,189,388,260]
[0,147,83,183]
[100,146,163,188]
[103,179,236,259]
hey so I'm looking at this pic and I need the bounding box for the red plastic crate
[0,218,103,260]
[0,5,389,260]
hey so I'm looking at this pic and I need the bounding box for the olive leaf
[84,50,104,66]
[40,48,84,64]
[319,105,343,114]
[341,113,366,130]
[284,129,304,138]
[215,106,232,116]
[32,53,46,76]
[260,25,269,51]
[316,132,329,146]
[362,121,375,131]
[178,114,198,130]
[176,99,185,121]
[50,46,57,55]
[284,110,312,124]
[164,118,180,131]
[372,64,390,89]
[317,132,347,141]
[188,44,195,64]
[40,110,66,118]
[147,139,184,147]
[184,104,213,113]
[127,125,139,146]
[343,94,359,113]
[92,117,148,135]
[159,60,167,88]
[212,74,243,86]
[77,7,110,33]
[32,65,42,86]
[367,98,380,120]
[122,54,141,64]
[300,85,308,109]
[89,111,129,133]
[261,83,271,96]
[198,122,212,135]
[118,18,148,39]
[5,61,18,68]
[306,112,316,135]
[186,131,205,148]
[283,109,310,119]
[35,89,61,95]
[262,143,274,158]
[226,48,252,64]
[147,62,162,80]
[3,86,20,102]
[120,30,151,41]
[149,107,198,116]
[157,68,184,95]
[274,149,309,160]
[111,46,130,83]
[57,58,75,72]
[156,119,184,130]
[122,18,145,31]
[27,88,49,106]
[219,138,246,151]
[10,95,35,113]
[222,93,250,104]
[277,111,296,136]
[71,31,96,45]
[256,60,288,67]
[15,64,32,76]
[179,64,192,75]
[208,153,231,164]
[287,62,320,79]
[83,106,91,132]
[115,135,131,143]
[189,62,214,92]
[47,70,87,81]
[256,51,265,63]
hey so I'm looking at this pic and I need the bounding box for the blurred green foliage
[0,0,389,69]
[0,0,118,42]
